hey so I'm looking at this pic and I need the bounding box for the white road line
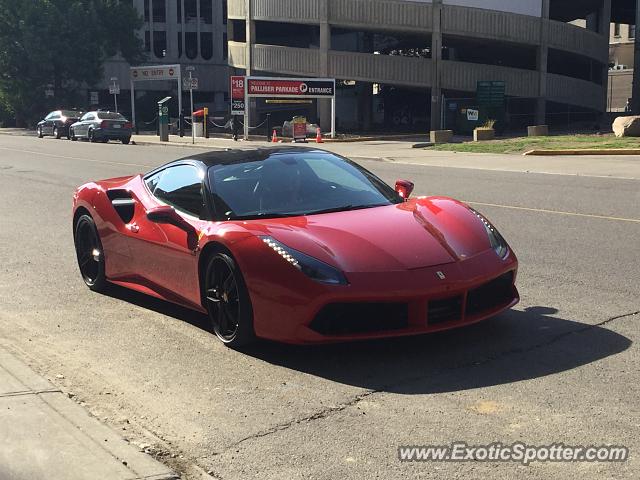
[0,146,154,168]
[466,200,640,224]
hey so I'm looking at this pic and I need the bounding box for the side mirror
[146,206,198,249]
[395,180,415,200]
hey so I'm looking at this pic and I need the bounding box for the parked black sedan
[36,110,83,139]
[70,111,133,144]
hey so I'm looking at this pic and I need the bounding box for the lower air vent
[428,296,463,325]
[311,302,409,335]
[466,271,515,317]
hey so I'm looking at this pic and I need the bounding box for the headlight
[261,236,348,285]
[469,208,509,259]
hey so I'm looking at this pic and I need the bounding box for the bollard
[266,114,271,142]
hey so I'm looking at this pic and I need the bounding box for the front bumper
[246,247,519,344]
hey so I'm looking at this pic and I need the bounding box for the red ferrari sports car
[72,147,518,347]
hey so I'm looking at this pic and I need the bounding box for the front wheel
[53,126,61,139]
[37,126,43,138]
[204,253,255,348]
[74,214,107,291]
[88,129,97,143]
[70,127,77,141]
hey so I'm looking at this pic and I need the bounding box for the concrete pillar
[149,0,155,57]
[318,0,331,131]
[166,0,178,59]
[600,0,612,115]
[181,0,186,59]
[196,0,202,59]
[631,0,640,114]
[430,0,443,132]
[245,0,254,74]
[536,0,550,125]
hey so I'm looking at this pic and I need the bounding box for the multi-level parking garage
[227,0,615,132]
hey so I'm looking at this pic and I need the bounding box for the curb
[524,148,640,156]
[0,346,178,480]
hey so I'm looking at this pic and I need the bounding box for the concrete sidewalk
[132,134,640,180]
[0,346,177,480]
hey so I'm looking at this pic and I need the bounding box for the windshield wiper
[305,204,389,216]
[228,212,302,221]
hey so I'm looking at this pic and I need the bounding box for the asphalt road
[0,133,639,479]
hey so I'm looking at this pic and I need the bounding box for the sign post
[243,77,336,141]
[185,66,197,144]
[129,64,182,132]
[109,77,120,113]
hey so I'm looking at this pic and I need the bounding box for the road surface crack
[211,309,639,457]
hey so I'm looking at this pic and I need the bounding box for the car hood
[246,197,493,273]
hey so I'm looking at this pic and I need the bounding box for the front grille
[428,295,463,325]
[310,302,409,335]
[466,271,515,317]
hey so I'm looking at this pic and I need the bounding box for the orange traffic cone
[315,127,323,144]
[271,129,278,143]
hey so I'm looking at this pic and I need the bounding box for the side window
[80,113,91,121]
[45,112,55,120]
[153,165,204,217]
[50,112,60,120]
[145,171,163,194]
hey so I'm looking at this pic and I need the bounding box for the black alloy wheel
[74,214,107,291]
[204,253,255,347]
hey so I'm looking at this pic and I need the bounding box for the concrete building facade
[102,0,230,120]
[227,0,613,131]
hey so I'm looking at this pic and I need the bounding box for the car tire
[74,214,107,292]
[122,137,130,145]
[204,252,255,348]
[70,127,77,141]
[88,129,97,143]
[53,126,61,139]
[37,126,43,138]
[101,138,109,143]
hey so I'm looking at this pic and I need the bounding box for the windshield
[97,112,126,120]
[209,152,402,220]
[61,110,83,117]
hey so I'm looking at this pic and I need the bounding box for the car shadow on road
[100,285,632,395]
[245,306,632,394]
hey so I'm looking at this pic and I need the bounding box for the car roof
[179,147,334,167]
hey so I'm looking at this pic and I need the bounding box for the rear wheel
[204,253,255,348]
[74,214,107,292]
[122,137,130,145]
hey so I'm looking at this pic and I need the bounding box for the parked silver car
[70,111,133,144]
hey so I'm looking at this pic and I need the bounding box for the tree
[0,0,145,126]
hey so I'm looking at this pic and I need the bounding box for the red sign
[246,78,335,97]
[230,76,245,116]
